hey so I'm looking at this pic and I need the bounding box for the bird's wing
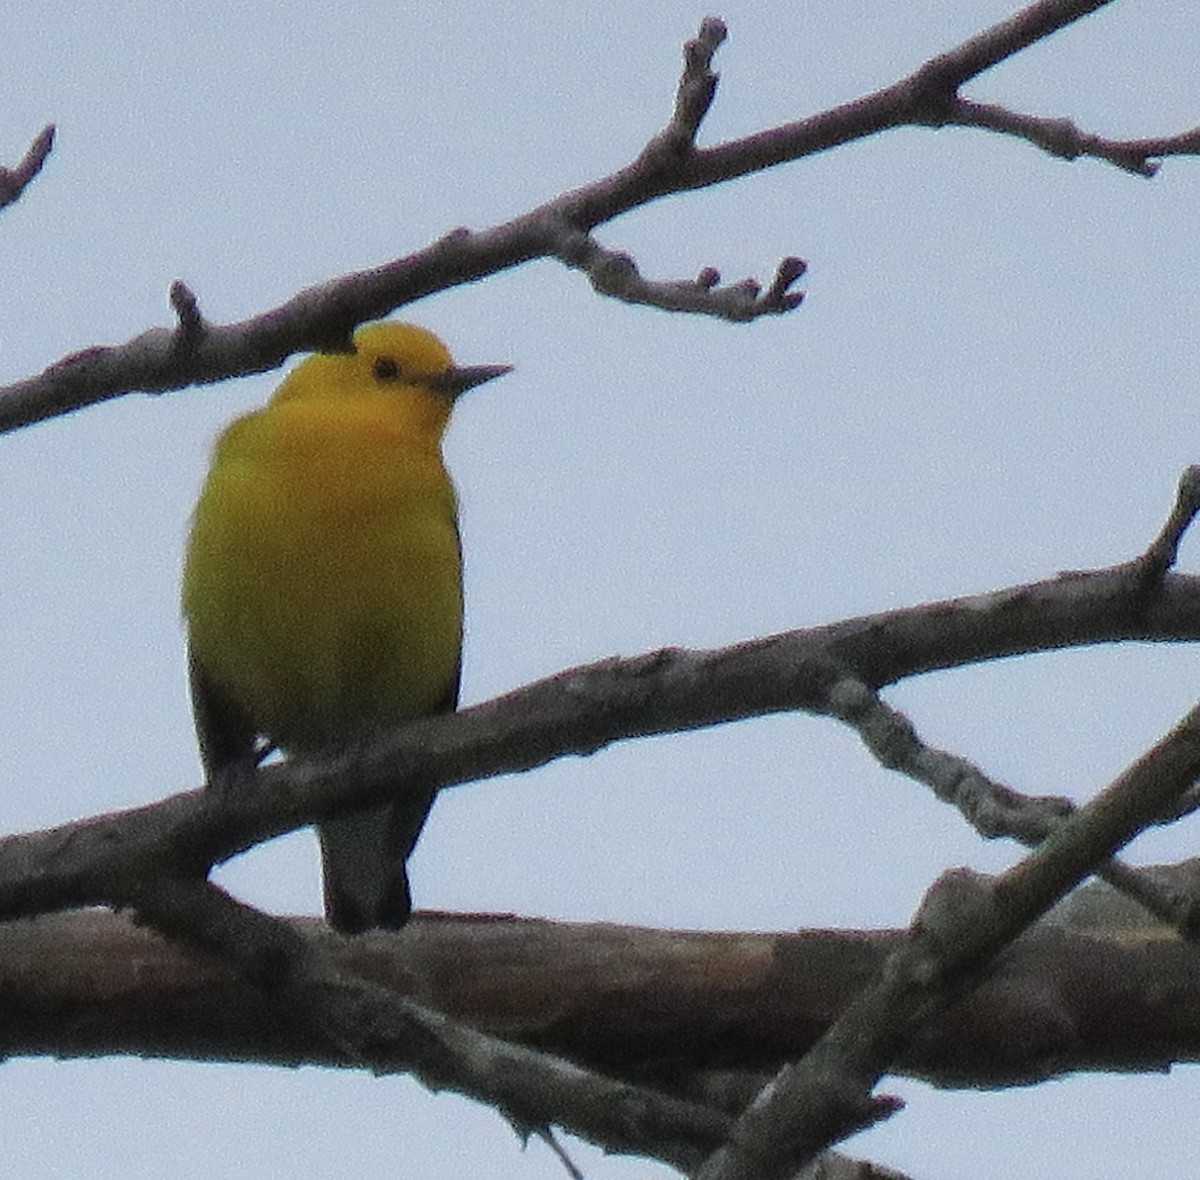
[188,645,263,790]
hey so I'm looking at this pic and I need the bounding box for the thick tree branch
[2,2,1194,432]
[4,911,1200,1139]
[2,563,1200,938]
[4,910,729,1171]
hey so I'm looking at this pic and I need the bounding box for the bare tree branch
[560,234,806,321]
[0,908,921,1174]
[946,101,1200,175]
[916,0,1114,84]
[696,702,1200,1179]
[667,17,726,144]
[286,962,729,1174]
[0,125,54,211]
[4,907,1200,1171]
[1128,465,1200,591]
[0,552,1198,952]
[168,279,205,345]
[814,469,1200,935]
[4,6,1199,1173]
[829,679,1198,933]
[1,2,1195,432]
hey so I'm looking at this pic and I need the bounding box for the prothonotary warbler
[182,321,511,933]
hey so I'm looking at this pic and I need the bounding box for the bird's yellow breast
[183,392,463,751]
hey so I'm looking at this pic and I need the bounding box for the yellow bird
[182,321,511,933]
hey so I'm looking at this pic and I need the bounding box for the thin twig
[285,959,729,1174]
[1132,466,1200,589]
[828,677,1197,932]
[0,125,55,211]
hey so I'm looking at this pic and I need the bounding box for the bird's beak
[429,363,513,397]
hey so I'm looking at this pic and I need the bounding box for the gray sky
[2,2,1199,1177]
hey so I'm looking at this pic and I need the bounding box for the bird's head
[272,321,512,439]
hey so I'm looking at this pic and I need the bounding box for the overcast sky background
[2,3,1199,1177]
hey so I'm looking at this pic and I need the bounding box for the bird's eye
[372,357,401,382]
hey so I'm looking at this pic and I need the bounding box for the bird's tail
[317,786,436,934]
